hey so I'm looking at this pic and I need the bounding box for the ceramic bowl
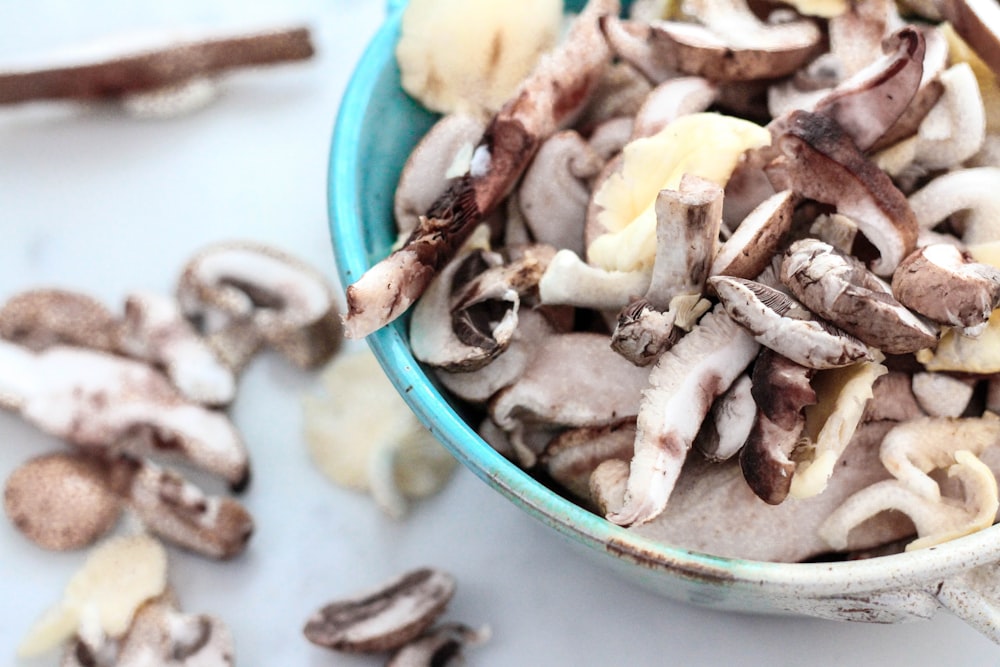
[328,0,1000,641]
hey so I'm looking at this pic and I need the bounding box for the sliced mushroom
[780,238,938,354]
[303,568,456,653]
[939,0,1000,75]
[538,249,652,311]
[598,15,679,83]
[541,418,636,502]
[177,241,342,371]
[4,452,121,551]
[610,298,680,366]
[115,595,235,667]
[911,372,976,418]
[694,372,756,463]
[607,305,759,526]
[0,288,121,353]
[863,371,926,422]
[910,62,987,170]
[387,623,491,667]
[630,76,718,139]
[909,169,1000,248]
[576,61,654,130]
[708,275,872,369]
[710,189,796,279]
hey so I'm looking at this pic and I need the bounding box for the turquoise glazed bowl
[328,0,1000,636]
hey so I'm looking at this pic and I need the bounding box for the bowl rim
[327,6,1000,597]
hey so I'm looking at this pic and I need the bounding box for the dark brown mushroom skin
[0,289,121,353]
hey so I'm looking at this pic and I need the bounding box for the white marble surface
[0,1,998,665]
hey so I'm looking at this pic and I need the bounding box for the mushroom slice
[863,371,926,422]
[0,288,121,353]
[819,449,999,552]
[577,61,654,131]
[910,168,1000,245]
[911,372,976,418]
[120,291,236,406]
[917,309,1000,373]
[939,0,1000,75]
[516,131,603,258]
[176,241,342,370]
[610,298,680,366]
[115,595,235,667]
[740,349,817,505]
[780,238,938,354]
[18,534,168,658]
[710,189,796,279]
[910,63,987,170]
[607,305,759,527]
[538,249,652,311]
[343,0,616,339]
[388,623,491,667]
[599,16,679,84]
[0,341,249,489]
[541,418,636,503]
[303,568,456,653]
[630,76,718,140]
[891,243,1000,331]
[708,275,872,369]
[694,372,756,463]
[3,452,121,551]
[770,112,918,277]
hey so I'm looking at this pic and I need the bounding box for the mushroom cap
[0,288,122,353]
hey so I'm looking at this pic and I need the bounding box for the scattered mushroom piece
[115,595,235,667]
[911,372,976,418]
[177,241,342,371]
[694,372,756,463]
[576,61,654,131]
[780,238,938,354]
[909,62,987,170]
[709,189,796,279]
[607,305,760,527]
[0,288,121,353]
[598,15,679,83]
[3,452,121,551]
[708,275,872,369]
[119,290,236,406]
[387,623,491,667]
[541,418,636,502]
[303,568,456,653]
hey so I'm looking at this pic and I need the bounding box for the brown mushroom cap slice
[303,568,456,653]
[387,623,491,667]
[542,419,636,503]
[863,370,926,422]
[780,238,938,354]
[599,16,679,84]
[710,189,796,279]
[4,452,121,551]
[708,275,872,369]
[768,110,919,276]
[630,76,718,139]
[939,0,1000,75]
[693,372,756,463]
[891,243,1000,330]
[0,288,121,353]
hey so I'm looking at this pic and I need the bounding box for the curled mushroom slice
[177,241,342,371]
[303,568,456,653]
[780,238,938,354]
[541,418,636,502]
[120,291,236,406]
[0,341,249,489]
[608,306,759,527]
[710,189,796,280]
[388,623,490,667]
[115,595,235,667]
[630,76,718,139]
[0,288,121,353]
[3,452,121,551]
[768,110,919,276]
[909,168,1000,246]
[694,372,756,463]
[891,243,1000,331]
[708,275,872,369]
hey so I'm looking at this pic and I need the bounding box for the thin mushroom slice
[694,372,756,463]
[538,249,651,311]
[303,568,456,653]
[710,189,796,280]
[908,168,1000,246]
[112,594,235,667]
[939,0,1000,75]
[607,305,760,527]
[892,243,1000,331]
[863,371,926,422]
[911,372,976,418]
[708,275,872,369]
[630,76,718,139]
[343,0,617,339]
[610,298,680,366]
[541,418,636,503]
[780,238,938,354]
[0,288,122,353]
[387,623,491,667]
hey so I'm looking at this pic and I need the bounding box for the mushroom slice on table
[767,110,919,277]
[694,372,756,463]
[177,241,342,371]
[387,622,491,667]
[343,0,617,339]
[607,305,759,527]
[780,238,938,354]
[0,341,249,490]
[0,288,121,353]
[708,275,872,369]
[114,595,235,667]
[710,189,796,280]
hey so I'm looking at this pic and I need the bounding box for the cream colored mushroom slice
[910,168,1000,245]
[539,249,652,312]
[587,116,636,161]
[630,76,718,140]
[780,238,938,354]
[767,110,918,276]
[120,291,236,406]
[940,0,1000,75]
[819,449,999,552]
[394,114,488,236]
[710,189,796,280]
[18,534,168,658]
[3,452,121,551]
[809,213,858,254]
[607,305,759,527]
[0,341,249,490]
[910,372,976,418]
[387,623,491,667]
[694,372,756,463]
[540,418,636,503]
[0,288,121,353]
[891,243,1000,332]
[576,61,653,130]
[911,63,987,170]
[176,241,342,371]
[863,371,926,422]
[917,310,1000,373]
[708,275,872,369]
[114,595,235,667]
[516,131,603,258]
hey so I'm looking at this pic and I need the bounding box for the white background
[0,1,998,665]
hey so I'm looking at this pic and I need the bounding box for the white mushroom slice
[630,76,718,140]
[115,596,235,667]
[911,372,976,418]
[809,213,858,254]
[708,275,872,369]
[303,568,456,653]
[789,357,888,499]
[819,449,999,551]
[909,168,1000,247]
[880,414,1000,501]
[18,534,168,658]
[541,419,635,503]
[394,114,488,236]
[387,623,491,667]
[610,299,679,366]
[939,0,1000,75]
[303,348,457,518]
[891,243,1000,330]
[587,116,635,161]
[780,239,938,354]
[120,291,236,406]
[710,189,796,280]
[599,16,679,83]
[539,249,652,311]
[864,371,927,422]
[694,372,755,463]
[517,131,603,257]
[576,61,654,130]
[0,341,249,489]
[909,63,986,170]
[917,309,1000,372]
[607,306,759,527]
[0,288,122,353]
[644,174,723,309]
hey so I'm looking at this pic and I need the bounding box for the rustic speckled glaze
[328,0,1000,642]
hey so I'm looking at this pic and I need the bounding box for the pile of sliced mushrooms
[344,0,1000,562]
